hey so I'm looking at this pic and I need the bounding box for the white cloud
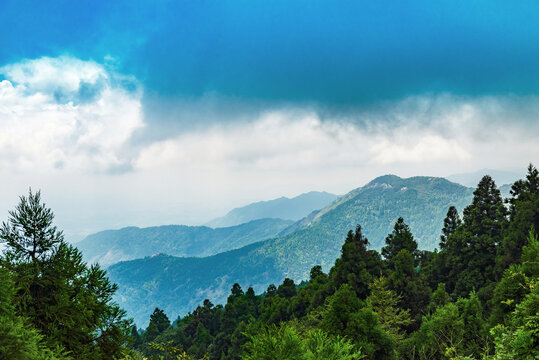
[1,56,106,95]
[0,56,143,173]
[370,135,470,164]
[0,56,537,237]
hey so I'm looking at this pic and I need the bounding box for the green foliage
[367,276,412,339]
[0,190,131,359]
[320,284,395,359]
[487,280,539,360]
[147,342,209,359]
[428,283,450,313]
[382,217,419,263]
[388,249,431,321]
[403,292,488,360]
[441,175,508,299]
[144,308,171,343]
[330,225,383,299]
[498,164,539,270]
[440,206,461,249]
[108,176,473,326]
[0,268,70,360]
[242,324,362,360]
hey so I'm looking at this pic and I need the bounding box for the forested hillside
[129,164,539,360]
[77,218,293,267]
[1,165,537,360]
[108,175,474,325]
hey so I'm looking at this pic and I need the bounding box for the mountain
[107,175,475,326]
[108,243,276,327]
[206,191,339,227]
[447,169,523,188]
[253,175,474,280]
[77,218,293,267]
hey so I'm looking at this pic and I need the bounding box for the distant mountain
[108,175,475,326]
[206,191,339,227]
[77,218,293,267]
[108,244,275,327]
[447,169,522,188]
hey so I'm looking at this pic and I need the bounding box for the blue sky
[2,0,539,104]
[0,1,538,237]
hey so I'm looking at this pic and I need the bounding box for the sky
[0,0,538,239]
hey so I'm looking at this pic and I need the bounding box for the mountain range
[77,218,293,267]
[205,191,339,227]
[106,175,475,326]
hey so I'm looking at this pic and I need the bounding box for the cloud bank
[0,56,537,237]
[0,56,143,173]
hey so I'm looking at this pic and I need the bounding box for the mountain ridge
[108,175,476,325]
[77,218,293,267]
[206,191,339,228]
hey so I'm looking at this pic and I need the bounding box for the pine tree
[0,268,68,360]
[428,283,450,313]
[367,276,412,339]
[330,225,383,299]
[388,249,431,322]
[144,308,171,343]
[440,206,461,249]
[0,190,131,359]
[462,175,507,240]
[382,217,418,263]
[498,164,539,269]
[320,284,394,359]
[277,278,297,298]
[443,175,508,298]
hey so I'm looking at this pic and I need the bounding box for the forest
[1,164,538,359]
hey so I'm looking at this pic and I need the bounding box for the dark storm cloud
[1,0,538,111]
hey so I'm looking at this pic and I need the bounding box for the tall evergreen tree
[382,218,418,263]
[440,206,461,249]
[0,190,131,359]
[444,175,508,298]
[498,164,539,269]
[462,175,507,240]
[330,225,383,299]
[144,308,171,343]
[367,276,412,339]
[388,249,431,323]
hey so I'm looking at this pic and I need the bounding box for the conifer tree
[0,268,68,360]
[498,164,539,269]
[440,206,461,249]
[0,190,131,359]
[382,217,418,263]
[277,278,297,298]
[462,175,507,240]
[144,308,171,343]
[330,225,383,299]
[443,175,508,298]
[367,276,412,339]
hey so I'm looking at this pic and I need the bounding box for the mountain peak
[366,174,402,187]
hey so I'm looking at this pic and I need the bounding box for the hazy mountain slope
[206,191,338,227]
[108,175,475,326]
[107,242,276,327]
[77,218,293,267]
[255,175,474,280]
